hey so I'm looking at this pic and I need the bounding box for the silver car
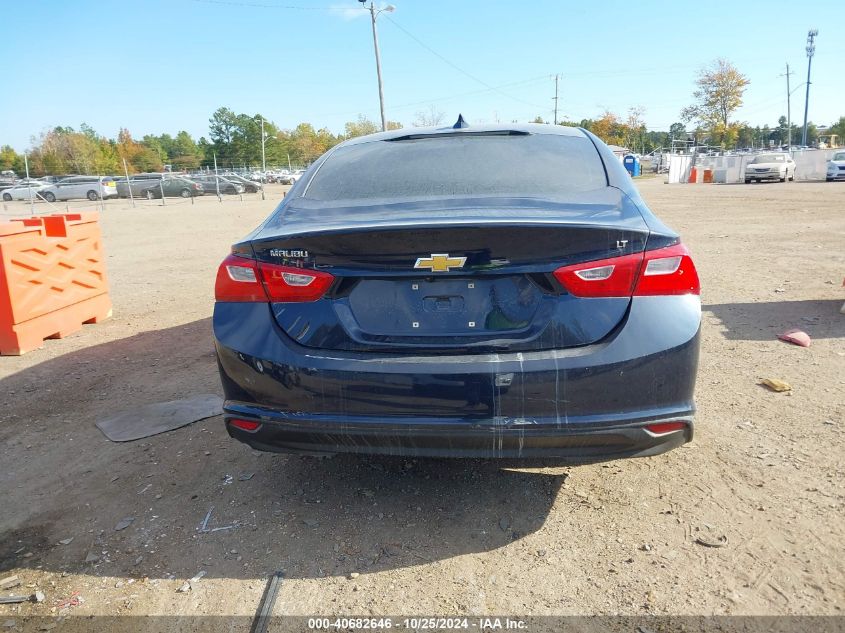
[1,181,51,201]
[115,173,165,198]
[744,153,796,183]
[825,150,845,182]
[41,176,118,202]
[189,175,244,195]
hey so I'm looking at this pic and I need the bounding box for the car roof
[339,122,589,148]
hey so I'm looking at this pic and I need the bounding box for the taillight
[215,255,267,302]
[553,252,642,297]
[644,421,688,435]
[552,243,699,298]
[633,244,700,296]
[214,254,334,303]
[259,262,334,302]
[229,418,261,432]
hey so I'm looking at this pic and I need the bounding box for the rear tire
[2,193,11,201]
[827,177,834,182]
[87,190,99,201]
[145,190,156,200]
[44,192,56,203]
[180,188,191,198]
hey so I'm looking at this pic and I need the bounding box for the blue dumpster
[623,154,641,177]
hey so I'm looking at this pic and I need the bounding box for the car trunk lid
[245,190,650,352]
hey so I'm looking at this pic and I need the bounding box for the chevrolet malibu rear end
[213,123,701,461]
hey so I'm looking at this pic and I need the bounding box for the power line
[189,0,361,10]
[308,75,550,119]
[381,15,549,112]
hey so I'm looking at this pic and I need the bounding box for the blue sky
[1,0,842,150]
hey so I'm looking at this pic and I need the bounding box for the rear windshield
[304,133,607,202]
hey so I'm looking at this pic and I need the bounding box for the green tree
[669,122,686,139]
[0,145,23,173]
[624,107,646,152]
[681,59,749,147]
[170,131,202,170]
[117,129,162,173]
[774,116,788,145]
[344,115,380,139]
[208,107,240,164]
[141,135,168,164]
[736,124,755,148]
[761,124,772,148]
[828,116,845,145]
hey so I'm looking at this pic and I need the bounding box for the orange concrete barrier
[0,212,112,355]
[688,167,698,183]
[703,169,713,183]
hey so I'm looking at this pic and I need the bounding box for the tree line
[0,109,405,177]
[2,84,844,176]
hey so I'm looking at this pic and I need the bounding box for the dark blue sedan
[213,121,700,461]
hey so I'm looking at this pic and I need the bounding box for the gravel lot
[0,180,843,629]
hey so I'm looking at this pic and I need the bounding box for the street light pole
[360,1,394,132]
[801,29,818,147]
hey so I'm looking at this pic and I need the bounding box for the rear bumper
[225,407,693,460]
[213,295,701,460]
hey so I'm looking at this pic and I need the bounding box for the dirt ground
[0,180,843,629]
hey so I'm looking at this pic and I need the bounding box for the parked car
[140,177,204,199]
[114,173,166,198]
[213,122,702,461]
[1,180,52,201]
[825,151,845,182]
[222,173,262,193]
[190,175,244,195]
[0,179,16,192]
[744,153,795,183]
[279,170,306,185]
[36,175,71,184]
[41,176,118,202]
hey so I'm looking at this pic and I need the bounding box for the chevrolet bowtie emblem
[414,253,467,273]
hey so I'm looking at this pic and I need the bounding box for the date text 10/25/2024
[307,617,527,630]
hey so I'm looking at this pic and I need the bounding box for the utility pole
[802,29,818,147]
[369,1,386,131]
[552,74,560,125]
[781,63,794,148]
[360,1,394,131]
